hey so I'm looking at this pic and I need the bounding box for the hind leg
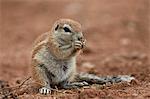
[60,81,89,89]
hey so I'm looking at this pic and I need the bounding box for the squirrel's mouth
[57,37,86,52]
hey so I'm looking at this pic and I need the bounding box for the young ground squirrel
[31,19,134,94]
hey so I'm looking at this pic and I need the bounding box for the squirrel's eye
[55,25,59,31]
[63,27,71,32]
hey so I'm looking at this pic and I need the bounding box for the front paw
[39,87,51,95]
[62,81,89,89]
[74,41,83,50]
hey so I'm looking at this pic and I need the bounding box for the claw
[39,87,51,95]
[62,81,89,89]
[82,81,89,86]
[74,41,83,50]
[70,81,89,87]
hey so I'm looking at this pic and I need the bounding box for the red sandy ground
[0,0,150,98]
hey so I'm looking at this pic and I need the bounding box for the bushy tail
[75,73,135,85]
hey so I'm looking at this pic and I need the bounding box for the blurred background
[0,0,150,98]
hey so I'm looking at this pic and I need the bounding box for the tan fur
[32,32,49,58]
[51,19,82,34]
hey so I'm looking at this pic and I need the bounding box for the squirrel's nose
[77,36,86,43]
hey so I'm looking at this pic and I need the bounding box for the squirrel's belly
[34,46,76,84]
[50,63,74,84]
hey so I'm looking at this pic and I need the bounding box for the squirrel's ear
[55,25,59,31]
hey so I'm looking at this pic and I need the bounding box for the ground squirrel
[31,19,134,94]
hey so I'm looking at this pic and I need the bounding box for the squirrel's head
[51,19,86,50]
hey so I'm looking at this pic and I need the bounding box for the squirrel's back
[32,32,49,58]
[33,33,48,46]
